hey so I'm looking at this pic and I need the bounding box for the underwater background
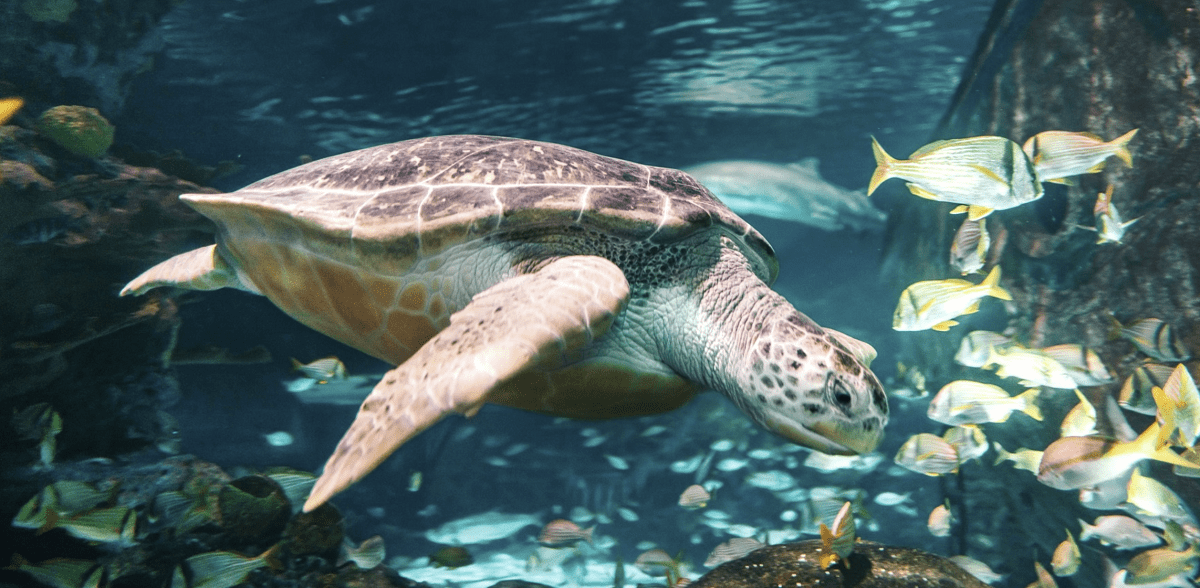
[3,0,1199,587]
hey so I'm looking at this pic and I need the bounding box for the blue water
[113,0,1003,585]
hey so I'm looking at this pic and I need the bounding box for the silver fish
[1092,185,1139,244]
[1112,317,1191,362]
[1021,129,1138,184]
[893,266,1011,332]
[949,218,989,275]
[685,159,887,232]
[869,136,1043,220]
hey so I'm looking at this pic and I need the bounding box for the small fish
[1021,129,1138,184]
[634,549,682,583]
[177,545,280,588]
[483,456,509,467]
[1124,544,1200,585]
[1060,390,1098,438]
[943,425,988,464]
[678,484,711,509]
[869,136,1043,220]
[703,537,765,567]
[603,454,629,470]
[1110,317,1191,362]
[894,433,959,476]
[1051,529,1081,576]
[1078,514,1161,549]
[617,507,639,522]
[7,554,105,588]
[429,546,473,568]
[803,451,884,473]
[583,435,608,447]
[818,501,856,569]
[338,535,385,569]
[927,380,1042,426]
[670,453,705,474]
[263,467,317,514]
[992,443,1043,474]
[1091,185,1139,244]
[893,265,1012,332]
[955,331,1012,368]
[927,502,951,537]
[1125,469,1193,525]
[744,470,796,491]
[872,492,911,507]
[1155,364,1200,447]
[983,344,1078,389]
[408,471,423,492]
[948,555,1003,584]
[950,218,990,275]
[641,425,668,437]
[1036,423,1196,490]
[39,505,137,546]
[263,431,294,447]
[1120,364,1176,415]
[1040,343,1113,386]
[538,519,594,547]
[290,356,348,382]
[0,97,24,125]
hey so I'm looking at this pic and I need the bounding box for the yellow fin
[961,300,982,316]
[967,205,994,221]
[1046,177,1076,186]
[906,183,940,200]
[868,137,895,196]
[931,320,958,332]
[0,97,23,126]
[950,205,969,215]
[1110,128,1138,167]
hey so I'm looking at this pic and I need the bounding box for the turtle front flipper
[303,255,631,511]
[120,244,255,296]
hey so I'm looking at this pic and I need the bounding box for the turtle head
[739,312,888,455]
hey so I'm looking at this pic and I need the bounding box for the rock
[690,540,988,588]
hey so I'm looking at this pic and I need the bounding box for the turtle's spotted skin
[122,135,888,511]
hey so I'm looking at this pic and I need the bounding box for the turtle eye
[834,390,852,407]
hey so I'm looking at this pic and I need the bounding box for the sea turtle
[121,135,888,512]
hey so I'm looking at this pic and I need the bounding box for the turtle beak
[764,413,883,456]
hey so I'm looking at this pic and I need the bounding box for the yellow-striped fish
[1110,317,1191,362]
[949,218,990,275]
[893,265,1011,332]
[1060,390,1097,438]
[290,356,348,382]
[1125,469,1192,525]
[1119,363,1175,415]
[1154,364,1200,447]
[1040,343,1113,386]
[943,425,987,464]
[537,519,594,547]
[7,554,105,588]
[1124,543,1200,585]
[983,344,1078,390]
[1036,422,1197,490]
[894,433,959,475]
[678,484,711,509]
[1092,185,1139,244]
[39,505,137,546]
[703,537,765,567]
[954,330,1012,368]
[869,136,1042,220]
[1051,529,1080,576]
[818,501,856,569]
[927,380,1041,426]
[173,545,280,588]
[338,535,385,569]
[1021,129,1138,184]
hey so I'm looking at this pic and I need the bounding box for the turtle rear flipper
[120,245,255,296]
[303,255,630,511]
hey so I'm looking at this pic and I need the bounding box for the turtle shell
[185,135,777,280]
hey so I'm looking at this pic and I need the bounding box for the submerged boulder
[691,540,988,588]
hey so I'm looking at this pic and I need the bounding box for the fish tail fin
[980,265,1012,301]
[35,507,59,535]
[1106,314,1124,341]
[1151,386,1177,448]
[1130,422,1196,468]
[1077,519,1094,541]
[992,442,1012,466]
[584,526,596,545]
[868,137,895,196]
[1110,129,1138,167]
[259,543,284,572]
[1017,388,1043,421]
[291,358,303,371]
